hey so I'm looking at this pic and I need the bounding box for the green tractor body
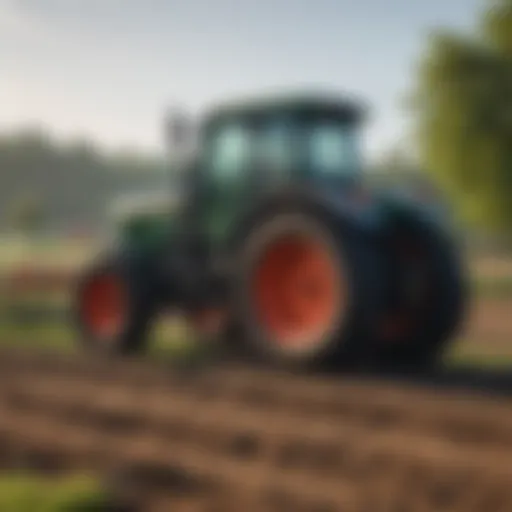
[73,92,467,370]
[108,192,179,252]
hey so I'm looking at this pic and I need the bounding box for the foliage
[0,129,167,234]
[0,474,109,512]
[370,144,424,185]
[411,0,512,235]
[6,193,46,235]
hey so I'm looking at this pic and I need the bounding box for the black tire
[72,253,157,356]
[374,216,468,371]
[232,212,384,370]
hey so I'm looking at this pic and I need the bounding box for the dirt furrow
[1,387,512,511]
[0,404,359,511]
[1,349,512,453]
[2,374,512,478]
[0,351,511,510]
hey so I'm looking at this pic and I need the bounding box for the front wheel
[72,255,156,356]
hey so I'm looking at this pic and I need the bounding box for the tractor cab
[198,94,365,185]
[170,94,367,243]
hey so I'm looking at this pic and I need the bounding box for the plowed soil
[2,261,512,510]
[0,349,511,511]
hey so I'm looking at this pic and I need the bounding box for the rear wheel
[234,213,383,369]
[73,256,155,356]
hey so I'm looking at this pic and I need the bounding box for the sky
[1,0,484,159]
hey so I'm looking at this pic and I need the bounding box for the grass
[472,276,512,298]
[473,277,512,299]
[0,473,109,512]
[445,340,512,368]
[1,239,512,368]
[470,252,512,298]
[0,236,96,272]
[0,316,511,370]
[2,277,512,370]
[0,322,75,352]
[0,315,212,365]
[2,290,511,367]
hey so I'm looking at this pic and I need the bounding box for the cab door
[200,121,254,246]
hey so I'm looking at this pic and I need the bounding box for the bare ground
[0,350,511,511]
[0,258,512,509]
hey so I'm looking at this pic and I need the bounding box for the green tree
[0,128,166,233]
[411,0,512,235]
[482,0,512,57]
[6,193,46,235]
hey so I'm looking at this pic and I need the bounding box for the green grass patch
[0,237,95,273]
[0,315,206,363]
[0,321,76,352]
[448,351,512,368]
[472,276,512,298]
[445,338,512,369]
[1,287,512,371]
[0,473,109,512]
[2,315,512,371]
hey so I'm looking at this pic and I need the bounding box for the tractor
[73,92,467,370]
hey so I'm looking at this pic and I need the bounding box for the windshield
[201,116,362,191]
[257,119,295,181]
[256,118,361,181]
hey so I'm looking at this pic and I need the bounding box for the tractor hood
[109,190,183,221]
[108,190,184,252]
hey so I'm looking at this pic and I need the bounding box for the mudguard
[376,188,458,242]
[226,184,384,256]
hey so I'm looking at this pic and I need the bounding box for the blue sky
[1,0,483,159]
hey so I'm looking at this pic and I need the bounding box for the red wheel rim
[252,235,344,349]
[80,273,127,339]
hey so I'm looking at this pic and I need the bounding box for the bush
[0,473,110,512]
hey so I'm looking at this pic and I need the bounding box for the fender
[376,189,460,245]
[225,183,384,256]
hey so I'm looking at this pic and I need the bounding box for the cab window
[209,123,252,183]
[258,120,294,177]
[309,122,361,177]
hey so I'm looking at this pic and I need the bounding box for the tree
[6,194,46,236]
[0,128,167,234]
[482,0,512,57]
[410,0,512,235]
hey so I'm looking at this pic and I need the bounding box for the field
[0,350,512,511]
[2,237,512,366]
[1,238,512,510]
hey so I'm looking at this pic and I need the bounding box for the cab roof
[203,91,367,129]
